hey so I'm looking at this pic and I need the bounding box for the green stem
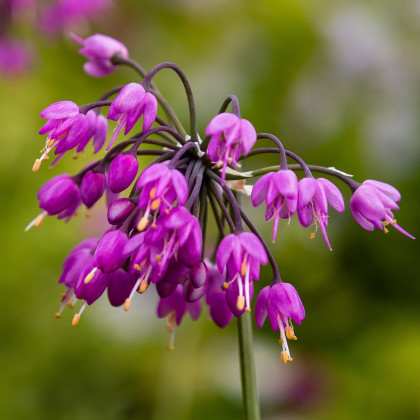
[238,312,260,420]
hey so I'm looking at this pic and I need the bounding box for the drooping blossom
[205,113,257,183]
[251,169,299,242]
[255,282,305,363]
[0,38,31,76]
[216,232,267,312]
[35,101,88,171]
[107,198,136,226]
[76,110,108,154]
[297,177,345,250]
[205,263,234,328]
[107,83,157,150]
[37,174,81,219]
[157,284,202,350]
[135,163,188,231]
[71,33,129,77]
[107,269,135,307]
[350,180,414,239]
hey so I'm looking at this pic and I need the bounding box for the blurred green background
[1,0,419,418]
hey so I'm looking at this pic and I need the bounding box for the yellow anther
[139,279,149,294]
[167,345,174,351]
[287,357,293,362]
[156,255,161,261]
[47,138,55,148]
[151,224,157,229]
[222,282,229,290]
[66,302,75,309]
[309,232,315,239]
[61,293,66,298]
[34,214,45,228]
[383,220,389,226]
[40,149,45,153]
[236,296,245,311]
[384,228,389,234]
[281,351,289,364]
[245,307,251,313]
[393,219,397,225]
[72,314,80,327]
[151,198,161,211]
[278,339,283,344]
[227,157,233,164]
[55,313,61,319]
[84,269,96,284]
[158,262,162,266]
[285,326,294,340]
[32,159,41,172]
[165,209,170,215]
[133,264,140,270]
[44,155,49,160]
[241,261,247,276]
[124,298,132,312]
[150,187,156,200]
[292,335,297,341]
[137,217,149,232]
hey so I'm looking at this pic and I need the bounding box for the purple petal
[205,113,238,136]
[40,101,79,119]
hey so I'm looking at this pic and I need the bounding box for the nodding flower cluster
[27,34,414,363]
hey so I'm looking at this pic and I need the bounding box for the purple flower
[205,263,234,328]
[136,163,188,231]
[251,169,299,242]
[71,33,128,77]
[157,284,201,350]
[37,174,81,218]
[255,282,305,363]
[0,38,31,76]
[107,83,157,150]
[107,153,139,193]
[205,113,257,183]
[93,230,129,273]
[107,269,135,307]
[76,110,108,154]
[80,170,105,208]
[35,101,88,170]
[216,232,267,312]
[350,180,414,239]
[297,177,345,250]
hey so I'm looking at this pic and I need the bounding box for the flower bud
[107,198,135,225]
[107,153,139,193]
[94,230,128,273]
[80,170,105,208]
[188,261,208,288]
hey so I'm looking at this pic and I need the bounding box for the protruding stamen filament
[32,159,41,172]
[244,264,251,311]
[84,267,98,284]
[72,302,87,327]
[125,277,142,311]
[167,325,175,351]
[167,311,176,332]
[25,211,47,232]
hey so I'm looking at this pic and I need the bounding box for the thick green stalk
[238,312,260,420]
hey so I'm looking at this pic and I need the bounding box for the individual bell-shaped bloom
[297,177,345,250]
[350,180,414,239]
[251,169,299,242]
[38,174,80,217]
[136,163,188,231]
[0,38,31,76]
[205,113,257,183]
[107,83,157,150]
[216,232,267,312]
[35,101,88,170]
[80,170,105,208]
[76,110,108,154]
[107,153,139,193]
[255,282,305,364]
[71,33,129,77]
[157,284,202,350]
[205,263,234,328]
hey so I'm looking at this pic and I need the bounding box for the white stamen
[278,314,291,359]
[24,211,47,232]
